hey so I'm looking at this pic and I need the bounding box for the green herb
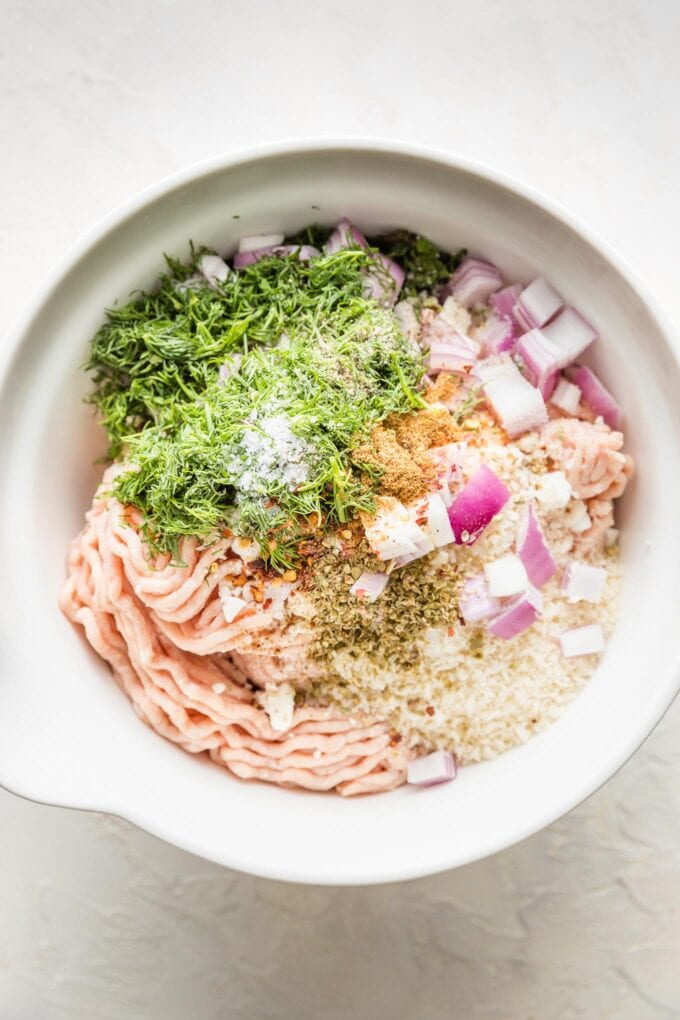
[372,229,466,298]
[307,541,459,671]
[108,250,424,567]
[285,222,333,249]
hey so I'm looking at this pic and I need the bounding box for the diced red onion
[442,257,503,308]
[238,233,285,253]
[448,465,511,545]
[365,253,405,306]
[490,284,522,324]
[428,334,479,374]
[349,571,389,603]
[484,553,528,597]
[550,376,581,415]
[407,750,457,787]
[568,365,622,429]
[325,218,369,254]
[516,503,557,587]
[480,356,548,436]
[233,244,319,268]
[459,574,501,623]
[198,254,230,287]
[516,328,562,396]
[559,623,605,657]
[487,585,543,639]
[514,277,563,331]
[541,307,597,367]
[561,561,607,604]
[477,313,517,356]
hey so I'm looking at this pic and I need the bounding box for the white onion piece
[448,465,511,545]
[417,492,455,548]
[238,233,285,253]
[516,503,557,587]
[219,591,248,623]
[515,277,563,330]
[365,253,405,306]
[407,750,457,787]
[325,218,369,254]
[534,471,572,511]
[490,284,522,324]
[484,553,528,597]
[350,571,389,603]
[568,365,622,429]
[487,585,543,639]
[459,574,501,623]
[559,623,605,657]
[477,313,517,356]
[481,356,548,437]
[233,244,319,268]
[428,335,479,374]
[561,561,607,604]
[550,376,581,415]
[444,256,503,308]
[199,254,230,287]
[541,307,597,368]
[516,328,561,397]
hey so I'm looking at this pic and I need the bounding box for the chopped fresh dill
[99,245,424,568]
[84,226,468,569]
[372,229,466,298]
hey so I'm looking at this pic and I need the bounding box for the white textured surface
[1,1,679,1016]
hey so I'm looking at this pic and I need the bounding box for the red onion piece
[477,313,517,356]
[516,504,557,587]
[325,218,369,254]
[490,284,522,324]
[349,571,389,603]
[238,233,285,253]
[516,328,562,396]
[442,257,503,308]
[568,365,622,429]
[198,254,230,287]
[484,553,528,597]
[487,585,543,639]
[448,465,511,545]
[233,244,319,268]
[479,355,548,437]
[561,561,607,604]
[428,335,479,374]
[559,623,605,657]
[459,574,501,623]
[416,492,455,548]
[407,750,457,787]
[365,253,405,306]
[541,307,597,367]
[550,376,581,415]
[515,277,563,330]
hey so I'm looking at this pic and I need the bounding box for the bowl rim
[2,136,679,884]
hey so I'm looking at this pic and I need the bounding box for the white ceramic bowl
[1,140,679,885]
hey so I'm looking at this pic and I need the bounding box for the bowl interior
[1,144,679,884]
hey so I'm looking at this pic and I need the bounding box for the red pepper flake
[447,626,456,637]
[425,705,435,717]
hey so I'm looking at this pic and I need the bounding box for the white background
[2,1,680,1017]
